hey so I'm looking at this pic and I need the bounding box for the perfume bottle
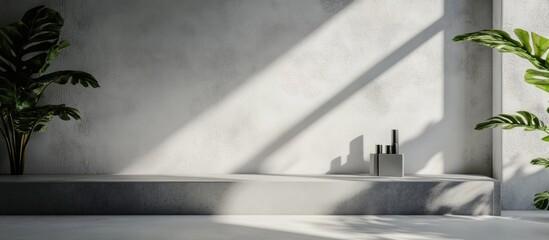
[371,130,404,177]
[369,145,382,176]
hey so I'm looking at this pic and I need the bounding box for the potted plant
[454,29,549,210]
[0,6,99,175]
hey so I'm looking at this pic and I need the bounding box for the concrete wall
[0,0,493,175]
[499,0,549,210]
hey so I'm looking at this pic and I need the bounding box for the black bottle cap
[376,145,383,154]
[392,129,399,144]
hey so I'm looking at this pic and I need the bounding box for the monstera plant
[0,6,99,175]
[454,29,549,210]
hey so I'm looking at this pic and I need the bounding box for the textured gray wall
[499,0,549,210]
[0,0,492,175]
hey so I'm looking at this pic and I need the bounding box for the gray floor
[0,211,547,240]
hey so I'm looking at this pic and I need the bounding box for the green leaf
[532,32,549,59]
[531,158,549,168]
[475,111,546,132]
[499,114,521,124]
[39,40,70,75]
[514,29,532,54]
[542,136,549,142]
[524,69,549,93]
[524,126,537,131]
[0,6,97,174]
[13,104,81,133]
[32,71,99,96]
[0,5,66,88]
[517,111,534,125]
[34,124,47,132]
[534,191,549,210]
[533,115,544,128]
[453,29,547,70]
[22,41,54,55]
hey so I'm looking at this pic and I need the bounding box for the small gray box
[378,154,403,177]
[369,154,379,176]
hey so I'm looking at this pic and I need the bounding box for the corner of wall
[492,0,502,180]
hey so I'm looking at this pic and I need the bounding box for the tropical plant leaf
[12,104,80,133]
[0,6,98,111]
[524,69,549,92]
[0,6,98,174]
[453,29,548,70]
[36,71,99,87]
[0,81,15,105]
[38,40,70,75]
[475,111,546,131]
[514,29,532,54]
[0,5,64,80]
[29,71,99,97]
[456,28,549,213]
[532,32,549,59]
[534,191,549,210]
[453,29,549,95]
[0,6,98,133]
[531,158,549,168]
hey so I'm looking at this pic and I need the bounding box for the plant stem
[7,132,28,175]
[0,114,15,173]
[5,113,27,175]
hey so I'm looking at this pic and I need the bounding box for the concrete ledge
[0,174,499,215]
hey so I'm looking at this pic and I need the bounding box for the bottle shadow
[327,135,369,174]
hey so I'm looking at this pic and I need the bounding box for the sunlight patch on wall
[120,0,444,174]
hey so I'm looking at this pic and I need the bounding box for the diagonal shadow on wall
[325,0,494,216]
[235,17,445,173]
[400,0,492,176]
[236,0,493,176]
[0,0,354,174]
